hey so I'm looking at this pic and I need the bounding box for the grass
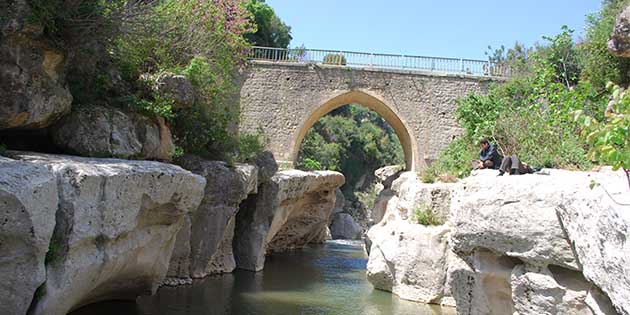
[413,203,444,226]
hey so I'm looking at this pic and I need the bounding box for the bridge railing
[249,46,510,77]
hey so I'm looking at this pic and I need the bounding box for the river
[71,240,454,315]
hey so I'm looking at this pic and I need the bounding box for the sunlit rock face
[0,157,57,315]
[8,152,205,315]
[366,169,629,315]
[234,170,345,271]
[165,156,258,284]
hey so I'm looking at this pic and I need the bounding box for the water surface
[72,240,454,315]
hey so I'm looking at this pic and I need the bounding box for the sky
[265,0,603,60]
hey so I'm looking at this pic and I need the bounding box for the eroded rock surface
[52,105,174,161]
[154,72,195,109]
[609,5,630,57]
[165,156,257,283]
[234,170,344,271]
[0,157,57,315]
[329,213,363,239]
[366,172,456,305]
[366,169,627,315]
[12,153,205,315]
[0,1,72,129]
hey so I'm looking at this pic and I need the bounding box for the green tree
[297,105,404,198]
[244,0,292,48]
[579,0,630,91]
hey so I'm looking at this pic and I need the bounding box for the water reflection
[72,240,454,315]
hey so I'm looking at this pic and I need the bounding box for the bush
[355,186,377,210]
[301,158,322,171]
[323,53,347,65]
[413,203,444,226]
[238,131,266,163]
[576,83,630,187]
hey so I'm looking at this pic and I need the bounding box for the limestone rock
[0,157,57,315]
[555,169,630,315]
[234,170,344,271]
[366,172,454,304]
[166,156,258,281]
[15,153,205,315]
[511,264,615,315]
[450,170,579,270]
[0,3,72,129]
[52,105,174,161]
[253,150,278,183]
[332,188,345,214]
[154,72,195,109]
[329,213,363,239]
[374,165,404,187]
[608,6,630,57]
[449,249,518,315]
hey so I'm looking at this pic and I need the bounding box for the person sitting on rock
[473,138,502,170]
[498,155,535,176]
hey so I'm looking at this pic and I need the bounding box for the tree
[244,0,292,48]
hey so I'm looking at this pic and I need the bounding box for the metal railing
[249,46,510,77]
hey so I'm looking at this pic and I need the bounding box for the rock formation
[165,156,258,284]
[609,5,630,57]
[366,169,629,315]
[234,170,344,271]
[52,105,174,161]
[1,152,205,315]
[0,157,58,315]
[154,73,195,109]
[0,1,72,130]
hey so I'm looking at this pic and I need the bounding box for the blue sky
[265,0,602,60]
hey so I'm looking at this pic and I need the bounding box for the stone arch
[291,90,419,171]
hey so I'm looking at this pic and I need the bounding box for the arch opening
[291,90,418,172]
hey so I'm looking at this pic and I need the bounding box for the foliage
[244,0,292,48]
[323,54,347,65]
[238,130,266,162]
[301,158,322,171]
[413,203,444,226]
[27,0,130,47]
[575,83,630,186]
[355,187,377,210]
[422,138,478,181]
[429,20,625,179]
[579,0,630,91]
[297,105,404,198]
[0,144,6,157]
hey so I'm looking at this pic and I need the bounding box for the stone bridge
[239,60,499,171]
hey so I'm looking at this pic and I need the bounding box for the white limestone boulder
[0,157,57,315]
[14,153,205,315]
[450,169,579,270]
[233,170,344,271]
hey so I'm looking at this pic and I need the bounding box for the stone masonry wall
[239,62,494,169]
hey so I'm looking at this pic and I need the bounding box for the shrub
[576,83,630,187]
[413,203,444,226]
[301,158,322,171]
[323,53,347,65]
[355,185,377,210]
[238,131,266,163]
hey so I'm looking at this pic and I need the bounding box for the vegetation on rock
[424,0,630,183]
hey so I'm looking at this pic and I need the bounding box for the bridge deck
[249,46,511,78]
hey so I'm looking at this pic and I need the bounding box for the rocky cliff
[234,170,345,271]
[366,169,629,315]
[0,152,206,315]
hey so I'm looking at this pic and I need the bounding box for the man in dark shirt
[475,138,502,170]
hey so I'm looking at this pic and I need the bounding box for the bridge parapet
[249,46,510,78]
